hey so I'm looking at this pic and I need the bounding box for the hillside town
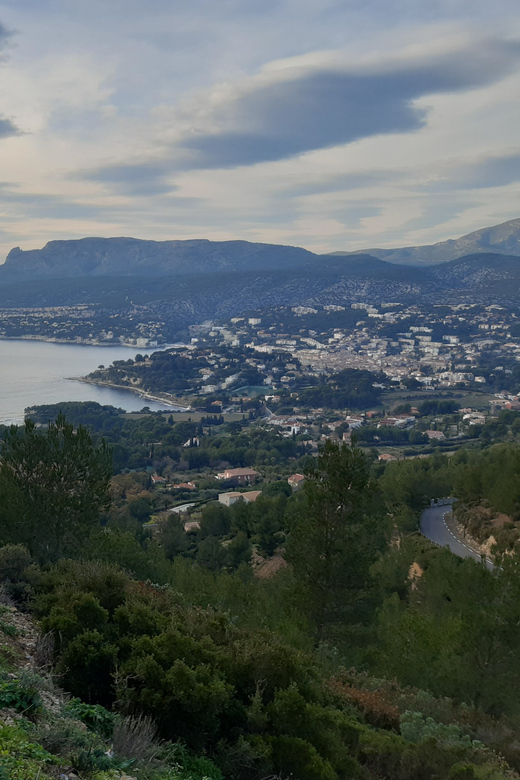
[189,300,520,392]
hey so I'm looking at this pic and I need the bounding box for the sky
[0,1,519,259]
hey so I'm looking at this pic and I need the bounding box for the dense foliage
[298,368,385,410]
[3,410,520,778]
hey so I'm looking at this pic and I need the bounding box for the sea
[0,339,182,425]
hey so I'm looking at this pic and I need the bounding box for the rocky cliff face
[1,237,316,279]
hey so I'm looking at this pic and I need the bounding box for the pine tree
[286,440,387,641]
[0,413,111,562]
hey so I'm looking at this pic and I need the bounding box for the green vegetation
[0,413,111,562]
[297,369,386,410]
[2,411,520,778]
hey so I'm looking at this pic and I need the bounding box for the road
[420,505,494,569]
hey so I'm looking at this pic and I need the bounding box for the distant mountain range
[1,218,520,284]
[330,217,520,266]
[0,220,519,340]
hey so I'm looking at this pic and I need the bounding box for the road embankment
[420,505,494,569]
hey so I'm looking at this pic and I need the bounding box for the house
[288,473,305,490]
[425,430,445,440]
[151,475,166,485]
[173,481,196,491]
[218,492,244,507]
[216,467,259,484]
[243,490,262,503]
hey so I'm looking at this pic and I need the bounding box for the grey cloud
[84,36,520,192]
[0,21,11,44]
[179,37,520,169]
[0,117,20,138]
[451,153,520,190]
[81,161,175,196]
[0,22,19,138]
[283,170,403,197]
[415,152,520,193]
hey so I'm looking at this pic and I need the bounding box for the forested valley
[2,407,520,779]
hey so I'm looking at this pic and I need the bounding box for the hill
[1,234,520,343]
[0,237,316,280]
[330,217,520,265]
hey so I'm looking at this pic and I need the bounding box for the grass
[381,388,496,411]
[123,411,245,422]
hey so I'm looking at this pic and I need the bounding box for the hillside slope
[330,217,520,265]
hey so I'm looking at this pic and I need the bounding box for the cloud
[0,117,19,137]
[180,37,520,168]
[0,21,12,45]
[439,152,520,190]
[0,21,20,137]
[82,161,174,196]
[83,35,520,194]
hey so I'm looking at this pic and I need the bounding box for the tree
[161,515,190,560]
[0,414,111,562]
[250,495,286,557]
[199,503,231,539]
[377,551,520,715]
[197,536,226,571]
[286,441,387,642]
[225,531,252,570]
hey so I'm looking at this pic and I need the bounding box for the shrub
[0,673,42,715]
[159,742,224,780]
[35,714,105,757]
[0,545,32,582]
[0,724,56,780]
[400,711,481,749]
[112,713,160,763]
[63,698,115,740]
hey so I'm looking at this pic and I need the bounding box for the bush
[0,545,32,582]
[400,711,480,749]
[0,724,56,780]
[63,698,115,740]
[35,714,105,757]
[0,672,42,715]
[112,713,160,763]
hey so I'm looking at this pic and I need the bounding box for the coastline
[0,334,168,348]
[72,376,191,411]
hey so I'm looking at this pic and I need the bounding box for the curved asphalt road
[420,505,494,570]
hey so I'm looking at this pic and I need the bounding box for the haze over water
[0,340,175,425]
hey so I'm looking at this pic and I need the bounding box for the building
[151,475,166,485]
[173,481,196,490]
[288,473,305,490]
[216,467,259,484]
[425,430,445,440]
[218,492,244,507]
[242,490,262,503]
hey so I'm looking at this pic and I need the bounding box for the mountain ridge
[1,236,318,280]
[2,218,520,282]
[328,217,520,266]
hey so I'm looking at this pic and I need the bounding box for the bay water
[0,339,179,425]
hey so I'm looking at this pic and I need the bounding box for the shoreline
[71,376,191,411]
[0,334,170,348]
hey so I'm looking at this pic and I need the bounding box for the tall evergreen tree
[0,413,111,562]
[286,440,387,642]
